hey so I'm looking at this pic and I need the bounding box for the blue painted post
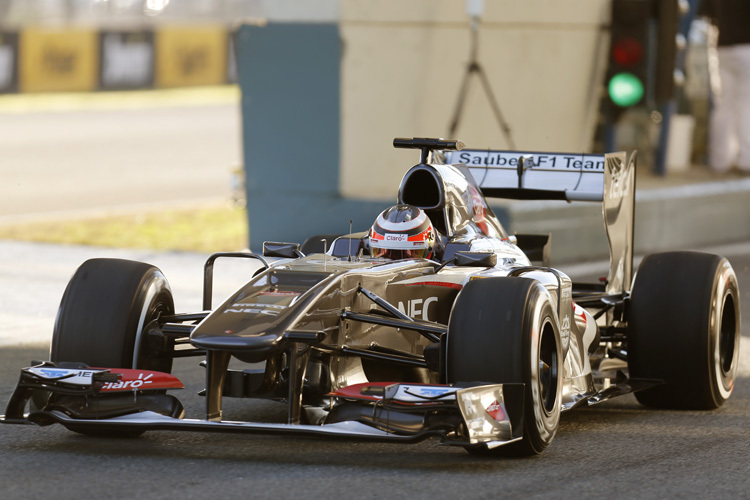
[236,23,389,250]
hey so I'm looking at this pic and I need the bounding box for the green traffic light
[608,72,644,107]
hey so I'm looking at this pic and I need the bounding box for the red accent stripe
[328,381,394,401]
[405,281,463,290]
[572,302,587,324]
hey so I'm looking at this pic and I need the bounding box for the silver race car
[1,138,741,456]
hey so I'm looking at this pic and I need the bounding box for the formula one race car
[1,138,741,456]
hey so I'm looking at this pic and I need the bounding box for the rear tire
[52,258,175,372]
[446,277,563,456]
[628,251,741,409]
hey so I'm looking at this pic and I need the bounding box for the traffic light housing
[607,0,651,111]
[654,0,688,102]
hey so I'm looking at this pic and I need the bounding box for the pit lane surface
[0,241,748,499]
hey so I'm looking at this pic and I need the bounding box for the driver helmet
[369,205,435,260]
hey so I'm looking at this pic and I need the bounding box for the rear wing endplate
[442,149,636,294]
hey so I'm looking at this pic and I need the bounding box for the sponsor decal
[405,386,454,398]
[98,369,183,392]
[259,290,300,297]
[155,26,227,87]
[385,233,407,242]
[608,166,631,201]
[28,367,101,385]
[560,316,570,331]
[100,31,154,88]
[19,28,99,92]
[397,297,438,321]
[224,303,287,316]
[458,386,513,442]
[26,367,183,391]
[560,315,571,347]
[485,400,507,421]
[0,32,19,93]
[100,372,153,391]
[38,368,77,378]
[456,151,605,171]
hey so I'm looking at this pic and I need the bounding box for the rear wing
[443,150,608,202]
[441,149,636,294]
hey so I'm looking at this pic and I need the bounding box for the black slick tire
[445,277,563,456]
[44,259,176,437]
[51,258,175,372]
[628,251,741,409]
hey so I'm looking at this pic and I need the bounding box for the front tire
[42,259,176,436]
[628,251,741,409]
[52,258,175,372]
[446,278,563,456]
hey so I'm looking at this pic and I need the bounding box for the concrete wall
[237,0,612,249]
[339,0,610,200]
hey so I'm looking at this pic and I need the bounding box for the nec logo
[397,297,437,321]
[385,233,406,242]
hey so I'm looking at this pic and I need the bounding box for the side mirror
[454,251,497,268]
[262,242,302,259]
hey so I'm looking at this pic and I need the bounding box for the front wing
[0,364,525,449]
